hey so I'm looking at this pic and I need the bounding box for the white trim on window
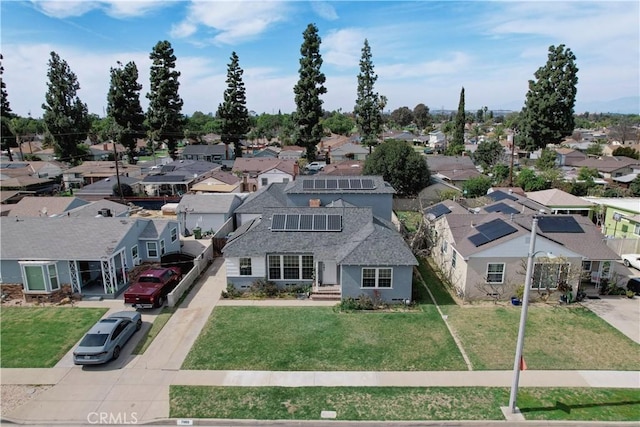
[19,261,60,293]
[147,241,158,258]
[160,239,166,255]
[267,254,314,281]
[451,250,457,269]
[486,263,505,284]
[361,267,393,289]
[171,227,178,242]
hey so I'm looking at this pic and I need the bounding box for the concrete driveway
[582,295,640,344]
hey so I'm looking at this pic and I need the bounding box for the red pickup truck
[124,267,182,309]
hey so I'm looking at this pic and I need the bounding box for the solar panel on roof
[327,214,342,231]
[300,214,313,230]
[326,179,338,189]
[425,204,452,219]
[537,216,584,233]
[350,179,362,189]
[338,178,350,189]
[468,218,518,247]
[285,214,300,230]
[303,180,314,190]
[271,214,286,230]
[484,202,519,215]
[361,178,374,189]
[313,214,327,230]
[488,190,517,202]
[314,179,326,189]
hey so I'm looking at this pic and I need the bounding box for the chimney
[309,199,321,208]
[293,162,299,177]
[104,143,108,151]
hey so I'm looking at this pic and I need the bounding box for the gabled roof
[223,206,416,266]
[320,160,364,176]
[0,217,174,260]
[232,158,296,175]
[181,144,227,156]
[74,175,140,196]
[331,142,369,155]
[177,193,242,214]
[233,182,292,214]
[573,156,640,172]
[525,189,595,208]
[66,199,129,217]
[7,196,90,217]
[426,156,476,173]
[63,161,144,178]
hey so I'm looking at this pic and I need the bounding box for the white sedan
[621,254,640,270]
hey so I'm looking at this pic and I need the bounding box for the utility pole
[508,130,516,187]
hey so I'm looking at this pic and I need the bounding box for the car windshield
[79,333,109,347]
[138,276,160,283]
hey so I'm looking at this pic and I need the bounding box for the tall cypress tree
[293,23,326,161]
[146,40,185,160]
[1,54,15,161]
[42,51,90,166]
[354,39,383,153]
[217,51,250,159]
[447,86,465,155]
[519,44,578,151]
[107,61,145,164]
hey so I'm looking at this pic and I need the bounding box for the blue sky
[2,0,638,118]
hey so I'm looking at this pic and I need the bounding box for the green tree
[413,103,431,130]
[577,166,599,181]
[293,23,326,161]
[473,139,504,169]
[354,39,383,151]
[1,53,16,161]
[146,40,185,160]
[612,146,639,160]
[629,175,640,196]
[323,111,354,136]
[362,139,430,197]
[462,175,492,198]
[492,164,510,182]
[389,106,413,128]
[42,51,91,165]
[446,87,466,156]
[515,168,548,192]
[107,61,145,163]
[217,51,250,159]
[585,142,603,156]
[519,44,579,151]
[535,148,558,171]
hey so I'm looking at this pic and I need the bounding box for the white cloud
[103,0,172,18]
[310,1,338,21]
[323,28,366,68]
[31,0,100,18]
[31,0,171,19]
[172,1,290,45]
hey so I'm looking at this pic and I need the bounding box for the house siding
[258,170,293,189]
[340,264,413,302]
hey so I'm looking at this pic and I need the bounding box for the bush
[337,293,387,311]
[249,278,279,298]
[221,283,242,299]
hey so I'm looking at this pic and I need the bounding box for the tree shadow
[521,399,640,415]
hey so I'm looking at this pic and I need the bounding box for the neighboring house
[74,175,141,201]
[232,158,298,192]
[0,161,65,180]
[6,196,91,217]
[329,142,369,162]
[572,156,640,179]
[278,145,305,161]
[62,161,145,189]
[189,170,241,193]
[176,193,245,236]
[525,188,594,216]
[320,160,364,176]
[428,130,446,148]
[426,156,478,178]
[555,148,587,166]
[87,142,126,161]
[252,147,281,158]
[180,143,231,162]
[430,211,619,300]
[141,160,221,196]
[0,175,58,194]
[583,197,640,239]
[65,199,130,218]
[0,216,180,300]
[223,206,417,303]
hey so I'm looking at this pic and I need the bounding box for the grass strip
[0,307,108,368]
[170,386,640,422]
[132,307,174,355]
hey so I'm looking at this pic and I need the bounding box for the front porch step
[310,292,341,301]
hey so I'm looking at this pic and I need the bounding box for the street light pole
[509,217,538,413]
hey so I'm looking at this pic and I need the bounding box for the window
[634,223,640,236]
[171,227,178,242]
[261,178,268,186]
[486,263,505,284]
[131,245,139,260]
[267,255,314,281]
[581,260,591,272]
[441,240,448,255]
[147,242,158,258]
[362,268,393,288]
[451,250,457,269]
[239,258,252,276]
[531,262,570,290]
[160,239,166,255]
[21,263,60,293]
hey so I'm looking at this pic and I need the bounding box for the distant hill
[575,96,640,115]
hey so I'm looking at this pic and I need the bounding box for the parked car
[621,254,640,270]
[73,311,142,365]
[305,161,326,172]
[124,266,182,309]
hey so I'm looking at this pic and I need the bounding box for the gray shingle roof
[177,194,242,214]
[233,183,292,214]
[223,206,416,266]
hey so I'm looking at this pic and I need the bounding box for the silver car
[73,311,142,365]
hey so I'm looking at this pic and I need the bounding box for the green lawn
[0,307,108,368]
[170,386,640,422]
[132,307,174,355]
[182,306,466,371]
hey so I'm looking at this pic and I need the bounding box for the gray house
[176,193,245,236]
[223,206,417,303]
[0,216,180,300]
[180,143,231,162]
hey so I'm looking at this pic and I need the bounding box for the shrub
[221,283,242,299]
[250,278,279,298]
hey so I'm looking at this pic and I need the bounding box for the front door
[322,261,337,285]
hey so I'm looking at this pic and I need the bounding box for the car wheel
[112,346,121,361]
[156,297,165,308]
[136,319,142,331]
[624,260,630,267]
